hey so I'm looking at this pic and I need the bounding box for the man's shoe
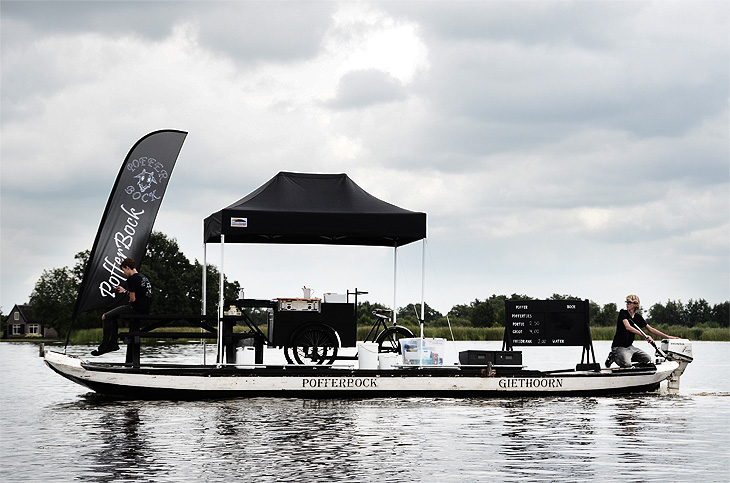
[605,352,614,368]
[91,344,120,356]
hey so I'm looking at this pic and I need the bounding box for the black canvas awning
[203,172,426,247]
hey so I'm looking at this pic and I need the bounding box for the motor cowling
[660,338,693,394]
[661,338,693,363]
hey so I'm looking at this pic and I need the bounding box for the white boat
[47,154,694,399]
[44,339,693,399]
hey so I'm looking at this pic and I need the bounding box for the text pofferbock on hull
[301,378,379,388]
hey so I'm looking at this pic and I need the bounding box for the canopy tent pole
[393,244,398,325]
[217,234,225,365]
[202,240,207,365]
[420,238,426,341]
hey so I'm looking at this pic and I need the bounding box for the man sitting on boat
[606,294,678,368]
[91,257,152,356]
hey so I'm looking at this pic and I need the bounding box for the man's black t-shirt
[127,273,152,314]
[611,309,647,348]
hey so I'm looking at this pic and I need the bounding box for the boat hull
[44,350,678,399]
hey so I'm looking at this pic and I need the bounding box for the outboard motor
[661,339,693,394]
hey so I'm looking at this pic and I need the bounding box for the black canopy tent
[203,171,426,246]
[202,172,427,362]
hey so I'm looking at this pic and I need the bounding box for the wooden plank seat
[122,331,218,339]
[117,313,266,368]
[118,313,218,368]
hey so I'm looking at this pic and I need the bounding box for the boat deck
[78,360,659,379]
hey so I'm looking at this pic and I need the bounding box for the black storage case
[495,351,522,365]
[459,350,522,365]
[459,350,494,365]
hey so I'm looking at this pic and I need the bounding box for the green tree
[471,300,497,327]
[29,231,240,335]
[649,299,687,326]
[72,250,90,286]
[396,302,442,324]
[686,299,712,327]
[711,301,729,327]
[665,300,687,326]
[187,260,241,316]
[448,303,473,321]
[29,268,77,336]
[592,302,618,327]
[450,297,497,328]
[144,232,241,315]
[144,231,195,315]
[648,302,668,326]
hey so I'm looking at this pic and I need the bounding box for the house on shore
[4,304,58,339]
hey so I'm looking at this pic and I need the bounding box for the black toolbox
[495,351,522,365]
[459,350,522,365]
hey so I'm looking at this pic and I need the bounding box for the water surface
[1,341,727,482]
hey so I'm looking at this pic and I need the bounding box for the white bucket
[236,346,256,366]
[357,342,379,370]
[378,353,399,370]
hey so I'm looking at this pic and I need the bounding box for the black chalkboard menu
[503,299,591,350]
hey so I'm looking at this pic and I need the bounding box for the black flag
[72,130,187,318]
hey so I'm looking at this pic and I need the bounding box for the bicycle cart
[226,290,414,365]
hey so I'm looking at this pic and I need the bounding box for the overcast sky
[1,1,728,317]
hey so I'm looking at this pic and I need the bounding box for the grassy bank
[58,324,730,345]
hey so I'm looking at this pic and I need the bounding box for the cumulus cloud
[324,69,407,109]
[194,2,335,63]
[1,1,727,315]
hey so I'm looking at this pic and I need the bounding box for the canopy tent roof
[203,172,426,247]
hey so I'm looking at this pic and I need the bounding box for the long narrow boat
[47,141,694,400]
[44,341,692,399]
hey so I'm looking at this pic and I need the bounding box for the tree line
[13,231,729,336]
[388,294,729,330]
[25,232,241,337]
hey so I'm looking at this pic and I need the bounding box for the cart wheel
[284,346,296,364]
[376,326,414,353]
[287,323,339,365]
